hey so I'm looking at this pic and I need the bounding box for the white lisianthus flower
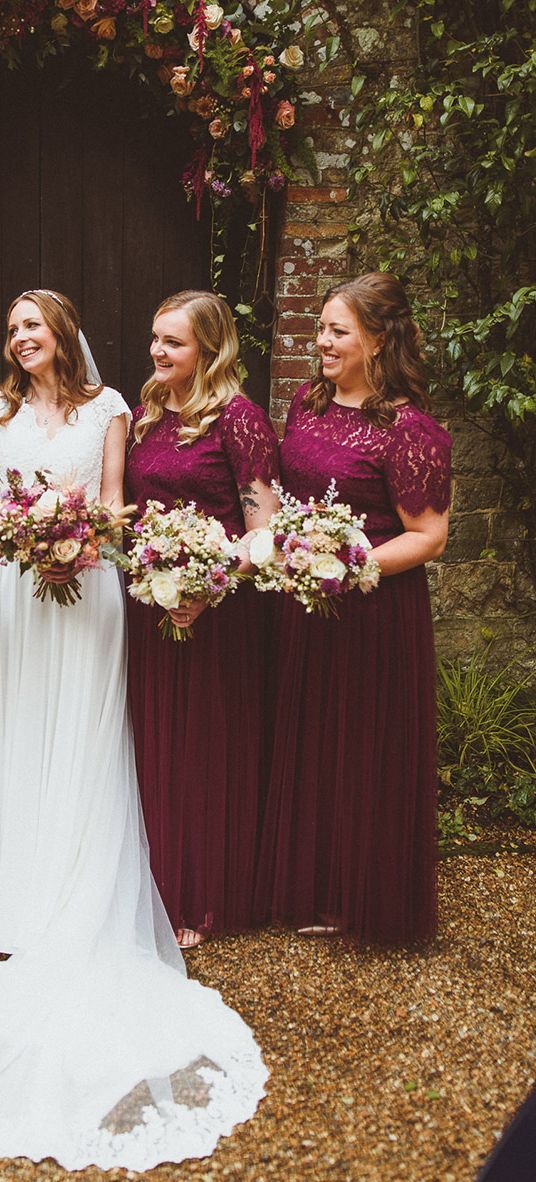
[359,571,380,594]
[151,571,181,609]
[220,536,239,558]
[33,489,64,519]
[205,519,228,547]
[205,4,224,29]
[129,578,153,605]
[278,44,304,70]
[187,27,200,51]
[309,553,347,581]
[348,527,372,550]
[51,538,81,564]
[249,528,276,567]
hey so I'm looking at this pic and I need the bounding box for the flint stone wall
[269,2,536,675]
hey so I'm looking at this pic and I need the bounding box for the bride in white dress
[0,289,267,1171]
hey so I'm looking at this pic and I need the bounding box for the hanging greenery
[0,0,311,340]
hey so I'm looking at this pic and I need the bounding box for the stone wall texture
[269,2,536,676]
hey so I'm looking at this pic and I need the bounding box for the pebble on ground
[1,852,535,1182]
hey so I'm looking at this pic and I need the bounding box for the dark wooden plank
[39,58,83,309]
[81,69,125,392]
[0,65,41,323]
[120,99,166,405]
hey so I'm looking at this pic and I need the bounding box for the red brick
[284,221,350,238]
[275,274,318,295]
[270,378,301,401]
[276,293,319,310]
[271,358,313,378]
[276,314,317,334]
[287,185,349,203]
[273,334,313,358]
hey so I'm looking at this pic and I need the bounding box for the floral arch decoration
[0,0,312,343]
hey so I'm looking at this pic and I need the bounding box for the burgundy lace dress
[125,395,279,934]
[254,389,451,944]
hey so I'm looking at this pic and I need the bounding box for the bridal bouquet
[0,468,133,606]
[250,479,380,616]
[127,499,242,641]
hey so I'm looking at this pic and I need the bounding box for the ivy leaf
[351,73,366,97]
[431,21,445,38]
[459,95,476,117]
[500,352,516,377]
[235,303,253,316]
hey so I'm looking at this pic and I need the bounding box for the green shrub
[437,653,536,774]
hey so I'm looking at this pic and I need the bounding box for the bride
[0,289,267,1171]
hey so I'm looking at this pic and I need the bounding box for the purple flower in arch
[211,179,232,198]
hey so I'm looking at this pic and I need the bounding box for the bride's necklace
[28,386,62,427]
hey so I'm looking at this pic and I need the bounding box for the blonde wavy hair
[304,272,430,427]
[1,289,102,426]
[134,290,243,446]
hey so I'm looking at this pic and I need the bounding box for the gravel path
[1,852,535,1182]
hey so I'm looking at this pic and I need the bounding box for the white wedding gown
[0,388,267,1171]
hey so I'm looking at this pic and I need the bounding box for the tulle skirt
[127,584,266,934]
[0,562,267,1170]
[254,566,438,944]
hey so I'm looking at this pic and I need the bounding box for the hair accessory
[19,288,65,308]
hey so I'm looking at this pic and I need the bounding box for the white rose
[51,538,81,564]
[187,27,200,51]
[249,528,276,568]
[278,44,304,69]
[309,553,347,581]
[129,578,153,605]
[205,3,224,29]
[151,571,180,609]
[33,489,64,520]
[348,527,372,550]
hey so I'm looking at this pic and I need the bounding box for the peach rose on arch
[274,100,296,129]
[74,0,98,21]
[92,17,117,40]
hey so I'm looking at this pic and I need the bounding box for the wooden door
[0,55,210,405]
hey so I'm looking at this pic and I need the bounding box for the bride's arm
[100,414,129,511]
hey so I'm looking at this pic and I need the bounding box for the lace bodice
[280,387,451,545]
[0,388,131,498]
[126,394,279,537]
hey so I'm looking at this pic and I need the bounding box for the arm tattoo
[239,483,260,518]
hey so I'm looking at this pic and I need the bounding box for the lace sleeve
[220,396,279,488]
[94,387,132,432]
[384,411,452,517]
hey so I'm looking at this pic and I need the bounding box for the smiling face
[150,308,200,397]
[317,294,381,396]
[7,299,58,381]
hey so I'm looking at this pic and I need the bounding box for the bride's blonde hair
[134,290,243,446]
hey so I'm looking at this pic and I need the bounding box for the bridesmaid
[126,290,279,948]
[254,272,451,944]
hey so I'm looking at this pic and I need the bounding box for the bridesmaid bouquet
[126,499,242,641]
[250,479,380,616]
[0,468,133,606]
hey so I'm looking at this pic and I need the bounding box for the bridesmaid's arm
[371,505,449,576]
[237,478,280,574]
[100,414,129,511]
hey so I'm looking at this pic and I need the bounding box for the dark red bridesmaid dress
[126,395,279,934]
[254,388,452,944]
